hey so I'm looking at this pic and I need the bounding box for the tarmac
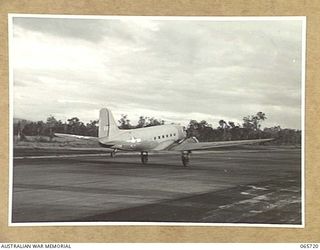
[11,147,302,225]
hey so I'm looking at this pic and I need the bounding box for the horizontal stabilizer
[54,133,99,142]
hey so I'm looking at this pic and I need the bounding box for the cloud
[14,17,116,42]
[12,17,303,129]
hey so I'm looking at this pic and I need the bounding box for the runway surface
[12,147,302,225]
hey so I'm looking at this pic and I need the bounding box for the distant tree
[16,121,26,140]
[145,117,164,127]
[217,119,231,140]
[36,121,45,136]
[188,120,199,130]
[218,120,229,129]
[118,114,132,129]
[199,120,209,129]
[86,120,99,137]
[54,120,67,134]
[136,116,147,128]
[46,115,58,126]
[243,116,253,130]
[46,115,58,141]
[187,119,214,142]
[21,122,35,136]
[14,120,30,140]
[228,121,235,128]
[243,112,267,131]
[67,117,85,134]
[227,121,246,140]
[187,120,200,138]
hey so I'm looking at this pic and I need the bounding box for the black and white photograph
[9,15,305,226]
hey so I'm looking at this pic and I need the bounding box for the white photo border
[8,14,306,228]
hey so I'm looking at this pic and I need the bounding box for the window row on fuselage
[153,133,176,140]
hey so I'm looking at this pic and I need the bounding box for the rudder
[99,108,120,138]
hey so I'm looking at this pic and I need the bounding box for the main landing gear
[181,151,191,167]
[139,151,191,167]
[110,149,117,158]
[141,151,148,164]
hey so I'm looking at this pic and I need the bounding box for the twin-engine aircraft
[55,108,273,167]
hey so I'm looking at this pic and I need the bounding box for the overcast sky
[12,16,304,129]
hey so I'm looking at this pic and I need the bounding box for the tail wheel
[181,151,191,167]
[141,152,148,164]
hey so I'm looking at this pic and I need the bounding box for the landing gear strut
[110,149,117,158]
[181,151,191,167]
[141,151,148,164]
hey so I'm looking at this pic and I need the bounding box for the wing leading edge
[169,138,274,151]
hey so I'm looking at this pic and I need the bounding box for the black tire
[182,155,190,167]
[110,151,115,158]
[141,153,148,164]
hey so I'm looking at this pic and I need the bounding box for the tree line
[13,115,166,140]
[14,112,301,145]
[187,112,301,145]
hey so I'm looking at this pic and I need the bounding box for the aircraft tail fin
[99,108,120,139]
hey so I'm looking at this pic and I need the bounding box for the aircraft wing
[54,133,99,142]
[169,138,274,151]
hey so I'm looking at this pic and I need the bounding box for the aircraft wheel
[181,151,191,167]
[141,152,148,164]
[110,150,116,158]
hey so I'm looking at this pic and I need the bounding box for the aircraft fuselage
[98,124,186,151]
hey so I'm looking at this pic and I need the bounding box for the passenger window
[162,135,165,138]
[166,135,168,137]
[174,133,176,136]
[154,137,156,140]
[170,134,172,137]
[158,136,161,139]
